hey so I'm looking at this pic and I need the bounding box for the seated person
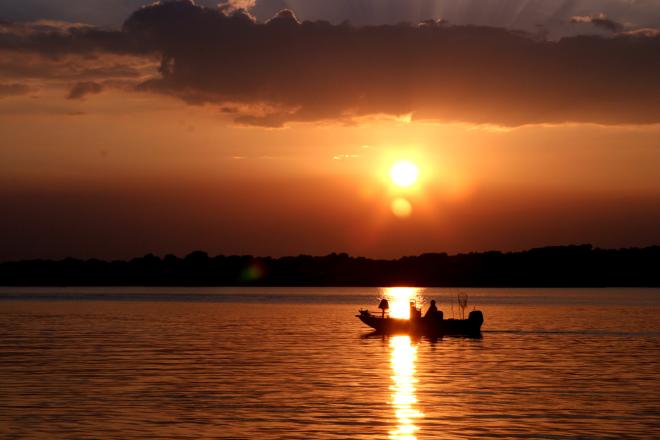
[424,300,440,319]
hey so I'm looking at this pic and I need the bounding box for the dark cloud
[0,82,30,98]
[0,1,220,27]
[571,14,624,33]
[0,20,138,55]
[589,17,624,33]
[248,0,660,38]
[2,1,660,34]
[0,51,149,82]
[67,80,102,99]
[122,1,660,126]
[1,1,660,126]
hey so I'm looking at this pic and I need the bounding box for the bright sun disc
[390,161,419,187]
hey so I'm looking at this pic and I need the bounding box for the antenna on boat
[457,293,468,320]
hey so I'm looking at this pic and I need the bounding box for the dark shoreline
[1,244,659,287]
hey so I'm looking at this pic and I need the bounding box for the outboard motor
[468,310,484,326]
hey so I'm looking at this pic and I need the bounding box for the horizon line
[3,243,660,264]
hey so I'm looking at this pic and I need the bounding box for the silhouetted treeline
[0,245,658,287]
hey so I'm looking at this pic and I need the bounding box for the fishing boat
[356,308,483,336]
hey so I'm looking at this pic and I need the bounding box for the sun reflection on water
[389,335,423,439]
[383,287,422,319]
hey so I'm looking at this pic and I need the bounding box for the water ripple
[1,289,659,439]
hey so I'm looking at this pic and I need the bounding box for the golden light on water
[390,335,423,439]
[384,287,421,319]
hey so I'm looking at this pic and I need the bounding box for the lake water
[1,287,659,439]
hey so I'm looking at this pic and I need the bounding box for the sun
[390,161,419,187]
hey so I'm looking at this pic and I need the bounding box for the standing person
[378,298,389,318]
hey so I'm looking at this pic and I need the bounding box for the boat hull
[357,310,483,336]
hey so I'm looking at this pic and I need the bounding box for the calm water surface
[1,287,659,439]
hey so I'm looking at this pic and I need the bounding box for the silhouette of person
[378,298,389,318]
[410,301,421,320]
[424,299,439,319]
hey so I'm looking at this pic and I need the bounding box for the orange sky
[1,88,659,260]
[0,2,659,260]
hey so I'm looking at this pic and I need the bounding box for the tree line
[0,245,658,287]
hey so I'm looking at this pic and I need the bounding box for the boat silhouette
[356,308,483,336]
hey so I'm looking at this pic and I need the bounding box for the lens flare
[391,198,412,218]
[390,161,419,187]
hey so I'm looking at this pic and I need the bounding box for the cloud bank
[3,0,660,33]
[1,1,659,127]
